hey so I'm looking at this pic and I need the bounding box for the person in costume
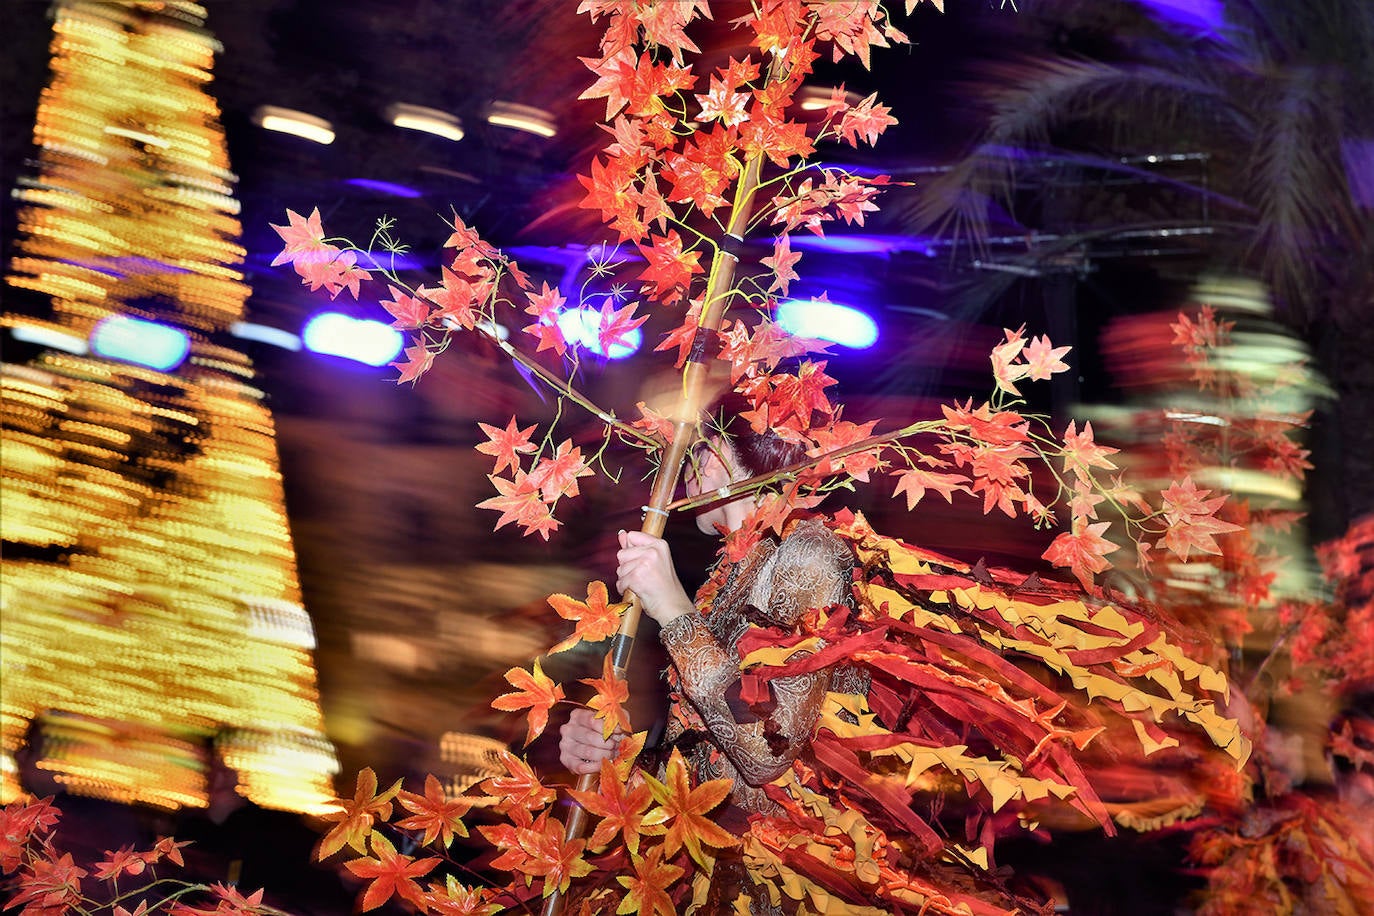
[558,402,861,912]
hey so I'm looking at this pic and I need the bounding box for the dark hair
[703,389,809,477]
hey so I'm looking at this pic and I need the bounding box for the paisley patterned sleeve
[659,522,852,786]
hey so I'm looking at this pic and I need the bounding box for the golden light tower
[1,0,338,814]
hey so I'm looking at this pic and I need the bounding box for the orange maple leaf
[317,768,403,860]
[396,773,473,849]
[1042,518,1120,590]
[642,747,738,868]
[567,754,655,855]
[479,750,557,827]
[548,580,627,653]
[343,832,440,912]
[615,845,684,916]
[491,659,565,745]
[479,813,593,894]
[582,653,632,738]
[421,875,501,916]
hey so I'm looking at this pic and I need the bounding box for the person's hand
[559,708,622,775]
[616,530,693,627]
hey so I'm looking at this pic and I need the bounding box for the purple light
[345,178,424,199]
[1134,0,1226,35]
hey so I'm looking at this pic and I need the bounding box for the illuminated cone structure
[1,0,337,813]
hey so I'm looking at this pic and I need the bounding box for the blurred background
[2,0,1371,911]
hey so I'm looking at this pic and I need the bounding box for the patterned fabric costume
[659,518,860,913]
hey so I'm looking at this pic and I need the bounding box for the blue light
[777,299,879,349]
[302,312,404,366]
[89,316,191,370]
[555,306,641,359]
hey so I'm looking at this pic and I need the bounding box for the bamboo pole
[540,154,764,916]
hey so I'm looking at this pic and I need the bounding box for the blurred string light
[2,0,336,813]
[485,100,558,138]
[386,102,464,142]
[302,312,404,366]
[777,298,879,349]
[252,105,335,145]
[556,305,641,359]
[90,315,191,370]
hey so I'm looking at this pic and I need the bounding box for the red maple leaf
[636,230,704,304]
[397,774,473,849]
[420,266,482,330]
[940,399,1030,446]
[760,235,802,295]
[392,343,436,385]
[475,416,538,476]
[891,467,971,510]
[523,281,566,322]
[95,845,147,880]
[1043,518,1120,590]
[1023,334,1072,380]
[1061,420,1119,485]
[807,419,883,482]
[269,207,326,261]
[631,399,677,443]
[837,92,898,146]
[491,659,566,745]
[379,285,431,330]
[578,155,639,236]
[528,439,594,502]
[1157,476,1245,560]
[578,48,641,120]
[767,360,837,432]
[476,472,543,529]
[654,302,703,369]
[548,580,626,653]
[596,298,650,353]
[582,653,632,738]
[343,833,440,912]
[695,75,750,127]
[521,317,569,357]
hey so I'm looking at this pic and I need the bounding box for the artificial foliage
[5,1,1372,915]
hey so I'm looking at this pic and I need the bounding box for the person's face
[685,441,736,535]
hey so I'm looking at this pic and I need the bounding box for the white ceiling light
[387,103,464,142]
[252,105,335,145]
[485,101,557,139]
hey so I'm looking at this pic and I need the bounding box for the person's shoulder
[777,516,852,566]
